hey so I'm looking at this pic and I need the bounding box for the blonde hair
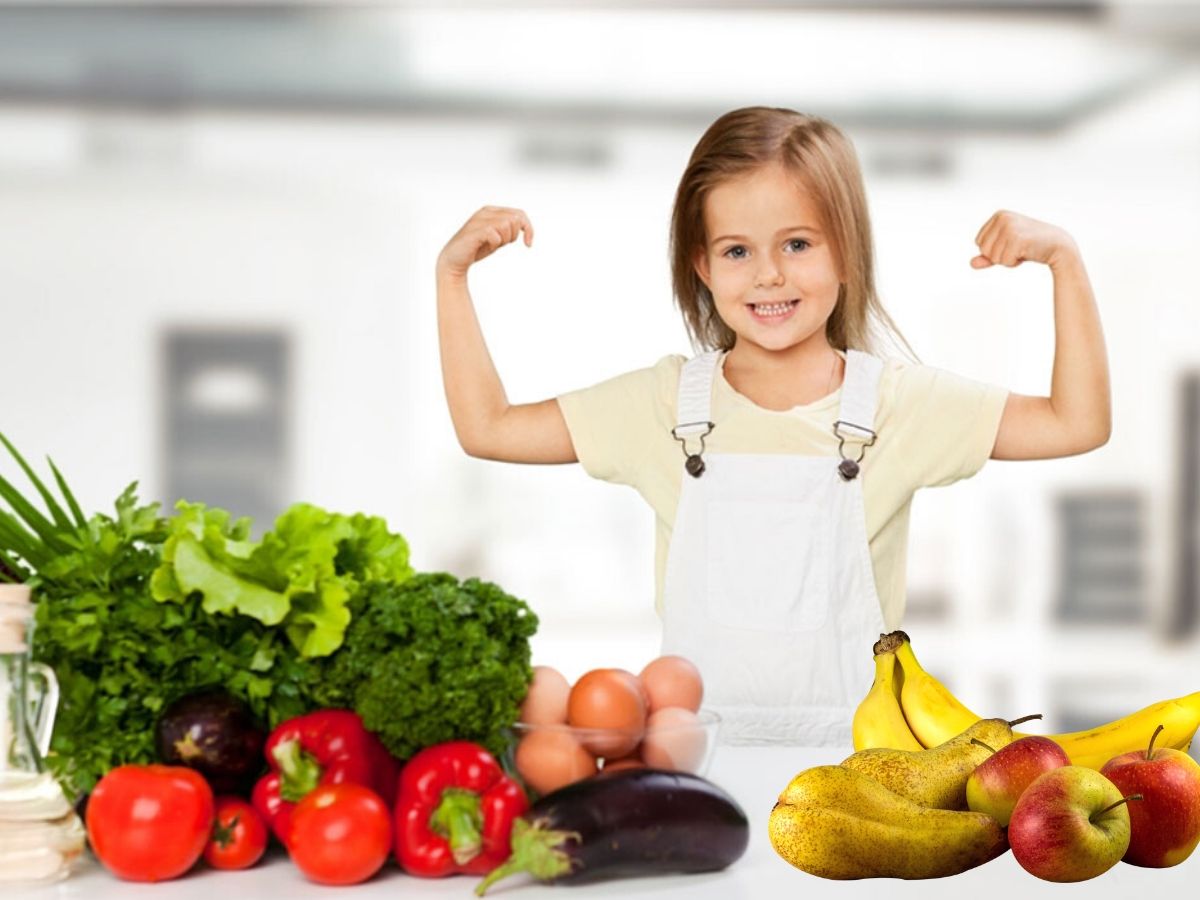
[669,106,915,360]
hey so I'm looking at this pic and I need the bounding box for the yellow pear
[769,765,1008,880]
[839,715,1042,810]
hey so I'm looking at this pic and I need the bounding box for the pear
[840,715,1042,810]
[769,765,1008,880]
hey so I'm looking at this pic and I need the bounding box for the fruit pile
[769,631,1200,881]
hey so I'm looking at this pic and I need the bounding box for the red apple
[966,735,1071,827]
[1008,765,1141,882]
[1100,724,1200,867]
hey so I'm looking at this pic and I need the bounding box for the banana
[1029,691,1200,770]
[852,633,923,752]
[883,630,1200,769]
[893,636,981,748]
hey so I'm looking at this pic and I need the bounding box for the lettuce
[151,501,413,657]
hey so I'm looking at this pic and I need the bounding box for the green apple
[1008,765,1141,882]
[1100,724,1200,867]
[966,735,1070,827]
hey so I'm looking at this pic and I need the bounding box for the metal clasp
[832,419,876,481]
[671,421,714,478]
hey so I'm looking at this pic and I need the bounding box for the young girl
[435,107,1110,746]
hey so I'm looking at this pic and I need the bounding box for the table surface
[9,746,1197,900]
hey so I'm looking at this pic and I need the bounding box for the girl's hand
[437,206,534,280]
[970,211,1078,270]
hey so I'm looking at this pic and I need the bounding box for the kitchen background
[0,1,1197,759]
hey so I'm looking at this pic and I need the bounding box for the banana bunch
[853,630,1200,770]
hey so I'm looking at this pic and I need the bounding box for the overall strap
[674,351,722,437]
[672,351,721,477]
[833,350,884,480]
[835,349,884,440]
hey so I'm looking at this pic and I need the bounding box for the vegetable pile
[0,432,536,795]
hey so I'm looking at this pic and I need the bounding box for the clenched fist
[971,210,1079,271]
[437,206,534,280]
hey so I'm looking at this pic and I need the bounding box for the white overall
[661,349,887,746]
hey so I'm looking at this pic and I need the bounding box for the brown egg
[639,655,704,714]
[519,665,571,725]
[514,729,598,796]
[567,668,646,757]
[640,707,709,773]
[601,753,646,773]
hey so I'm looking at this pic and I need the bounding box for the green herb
[311,572,538,760]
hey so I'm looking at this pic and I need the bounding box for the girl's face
[694,161,843,358]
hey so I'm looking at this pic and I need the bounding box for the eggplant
[475,768,749,894]
[155,688,266,795]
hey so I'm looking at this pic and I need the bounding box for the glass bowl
[504,708,721,798]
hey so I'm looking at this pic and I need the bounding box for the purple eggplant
[155,689,265,795]
[475,768,749,894]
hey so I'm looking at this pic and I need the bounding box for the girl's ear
[693,248,712,289]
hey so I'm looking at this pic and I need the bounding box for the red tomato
[288,783,392,885]
[86,764,214,882]
[203,796,269,870]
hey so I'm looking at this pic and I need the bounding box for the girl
[435,107,1110,746]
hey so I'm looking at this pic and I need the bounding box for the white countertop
[11,746,1197,900]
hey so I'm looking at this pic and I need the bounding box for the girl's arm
[437,205,577,463]
[970,211,1112,461]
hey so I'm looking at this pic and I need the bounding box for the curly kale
[311,573,538,760]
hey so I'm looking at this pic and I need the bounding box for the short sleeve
[890,364,1009,488]
[556,356,681,487]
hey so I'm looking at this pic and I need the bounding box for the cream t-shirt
[556,350,1009,629]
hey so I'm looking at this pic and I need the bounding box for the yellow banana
[894,637,982,748]
[1024,691,1200,770]
[886,631,1200,770]
[852,636,923,752]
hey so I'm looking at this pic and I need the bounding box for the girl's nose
[754,264,784,289]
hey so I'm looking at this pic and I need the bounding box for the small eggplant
[156,688,266,795]
[475,768,749,894]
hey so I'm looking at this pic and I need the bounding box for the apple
[966,735,1071,827]
[1008,765,1141,882]
[1100,724,1200,867]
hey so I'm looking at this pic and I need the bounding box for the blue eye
[787,239,810,252]
[722,245,747,259]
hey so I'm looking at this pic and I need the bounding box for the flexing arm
[436,206,577,463]
[970,211,1112,460]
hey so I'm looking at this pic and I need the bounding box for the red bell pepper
[251,709,399,846]
[395,740,529,877]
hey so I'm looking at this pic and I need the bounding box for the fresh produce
[156,689,266,795]
[768,764,1007,880]
[1100,724,1200,867]
[395,740,528,877]
[840,716,1038,810]
[151,500,413,658]
[638,655,703,714]
[250,709,399,845]
[310,573,537,760]
[203,796,269,870]
[475,768,748,894]
[966,735,1071,827]
[851,632,923,752]
[0,434,419,795]
[863,631,1200,770]
[85,764,215,882]
[288,783,392,886]
[1008,766,1140,882]
[567,668,647,756]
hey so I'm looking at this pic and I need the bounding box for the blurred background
[0,0,1197,756]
